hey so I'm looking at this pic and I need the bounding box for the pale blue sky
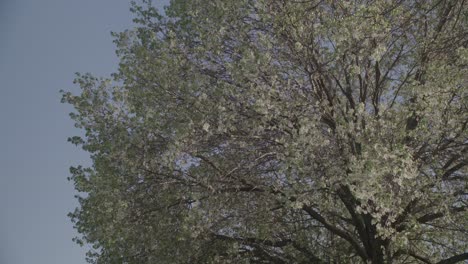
[0,1,166,263]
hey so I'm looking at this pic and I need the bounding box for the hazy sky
[0,1,166,263]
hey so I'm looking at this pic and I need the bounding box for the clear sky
[0,1,166,263]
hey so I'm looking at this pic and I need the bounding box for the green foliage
[63,0,467,263]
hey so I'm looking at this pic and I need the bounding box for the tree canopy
[62,0,467,263]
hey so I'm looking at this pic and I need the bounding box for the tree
[62,0,467,263]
